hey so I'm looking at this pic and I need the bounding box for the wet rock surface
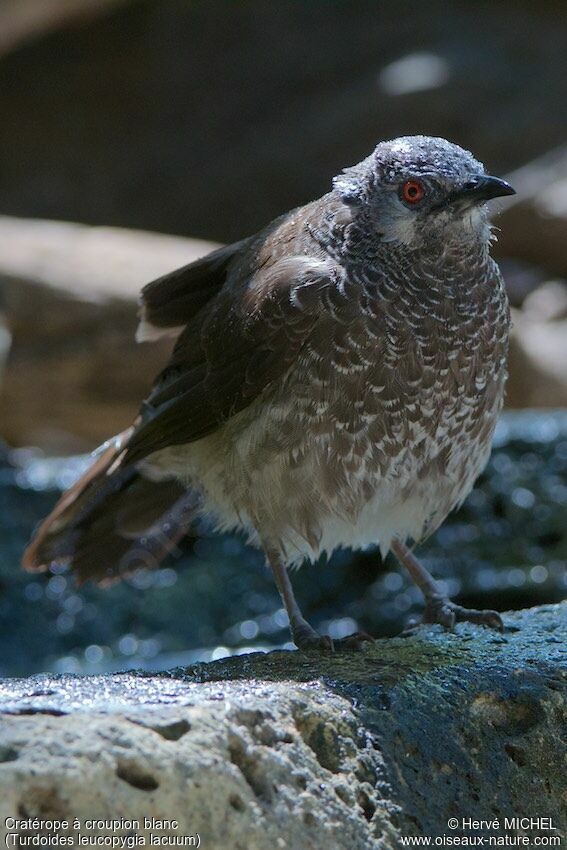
[0,604,565,848]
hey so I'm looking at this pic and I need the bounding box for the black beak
[451,175,516,205]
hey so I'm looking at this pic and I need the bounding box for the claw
[293,625,335,652]
[425,604,456,630]
[453,605,504,632]
[333,631,375,652]
[420,598,504,632]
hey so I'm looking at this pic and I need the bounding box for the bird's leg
[265,548,333,650]
[265,548,373,651]
[390,539,503,632]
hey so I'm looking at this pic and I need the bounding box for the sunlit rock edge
[0,603,564,849]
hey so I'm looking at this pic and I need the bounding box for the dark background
[1,0,566,241]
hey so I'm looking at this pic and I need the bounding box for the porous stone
[0,604,565,848]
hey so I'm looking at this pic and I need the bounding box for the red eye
[402,179,425,204]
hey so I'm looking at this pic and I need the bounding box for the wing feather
[136,239,249,342]
[124,256,341,464]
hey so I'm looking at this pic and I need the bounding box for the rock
[507,308,567,408]
[0,0,129,58]
[0,215,219,301]
[498,260,550,309]
[496,146,567,279]
[506,279,567,409]
[0,216,219,451]
[522,279,567,322]
[0,604,565,848]
[497,158,567,406]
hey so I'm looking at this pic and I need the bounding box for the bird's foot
[293,626,374,652]
[292,623,334,651]
[333,631,375,652]
[417,597,504,632]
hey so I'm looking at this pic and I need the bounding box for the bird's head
[333,135,515,249]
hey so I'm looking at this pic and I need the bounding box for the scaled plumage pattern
[24,136,515,649]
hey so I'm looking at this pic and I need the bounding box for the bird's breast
[181,258,510,562]
[273,262,510,513]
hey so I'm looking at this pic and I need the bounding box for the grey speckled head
[333,135,514,247]
[373,135,484,182]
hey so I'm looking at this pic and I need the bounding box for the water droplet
[211,645,230,661]
[118,634,139,656]
[84,644,104,664]
[511,487,535,509]
[383,572,404,592]
[239,620,259,640]
[529,565,548,584]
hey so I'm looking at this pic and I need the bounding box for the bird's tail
[22,427,198,585]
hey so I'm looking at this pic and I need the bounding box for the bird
[23,135,516,650]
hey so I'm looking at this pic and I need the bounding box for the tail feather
[22,427,198,584]
[66,483,200,586]
[22,428,134,572]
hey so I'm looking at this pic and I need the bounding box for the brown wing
[124,255,342,465]
[136,239,250,342]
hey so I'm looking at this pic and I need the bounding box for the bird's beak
[451,175,516,205]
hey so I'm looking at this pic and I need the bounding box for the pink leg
[390,539,503,632]
[265,548,374,651]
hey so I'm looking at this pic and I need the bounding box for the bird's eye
[401,179,425,205]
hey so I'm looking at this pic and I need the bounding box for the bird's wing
[123,254,342,465]
[136,239,250,342]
